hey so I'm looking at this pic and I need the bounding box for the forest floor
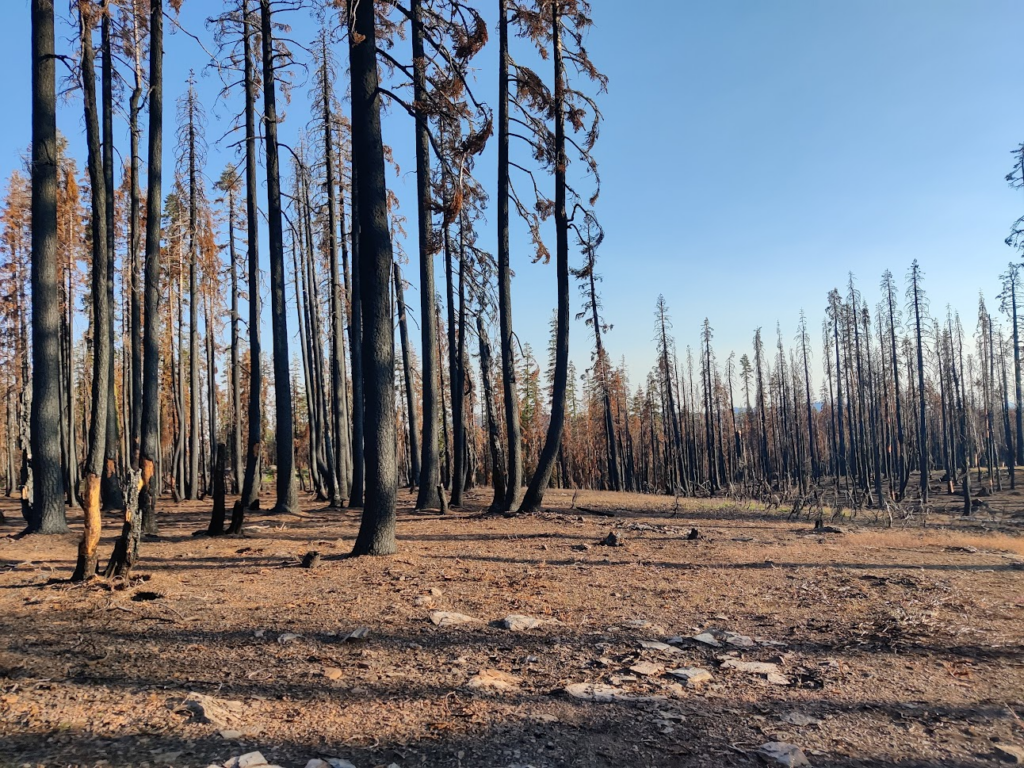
[0,485,1023,768]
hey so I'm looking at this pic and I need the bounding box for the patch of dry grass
[849,528,1024,556]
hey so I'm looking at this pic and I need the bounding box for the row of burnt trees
[515,263,1024,517]
[17,0,607,570]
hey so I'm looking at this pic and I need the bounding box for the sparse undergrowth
[1,488,1022,768]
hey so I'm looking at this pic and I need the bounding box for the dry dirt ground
[1,487,1023,768]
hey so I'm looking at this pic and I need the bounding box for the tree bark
[394,262,420,488]
[349,0,397,555]
[29,0,67,534]
[411,0,442,510]
[497,0,523,511]
[73,0,111,580]
[519,2,569,514]
[236,0,263,527]
[260,0,298,514]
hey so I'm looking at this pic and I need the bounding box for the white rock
[304,761,331,768]
[666,667,713,686]
[220,729,244,739]
[628,661,664,676]
[690,632,721,647]
[720,658,782,676]
[564,682,666,703]
[237,752,268,768]
[497,614,547,631]
[722,631,756,648]
[757,742,810,767]
[324,759,358,768]
[277,632,301,644]
[565,683,629,702]
[429,611,479,626]
[638,640,680,653]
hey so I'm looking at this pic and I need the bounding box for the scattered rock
[563,682,665,703]
[429,611,479,627]
[722,631,756,648]
[342,627,369,641]
[324,758,358,768]
[496,614,551,631]
[638,640,680,653]
[237,752,268,768]
[429,587,443,597]
[628,661,664,676]
[177,693,245,728]
[467,669,521,691]
[219,729,244,740]
[720,658,790,684]
[995,744,1024,764]
[301,551,321,568]
[667,667,713,687]
[278,632,301,644]
[303,760,331,768]
[598,531,624,547]
[323,666,344,681]
[571,543,591,552]
[756,742,809,767]
[412,595,434,608]
[690,632,721,648]
[782,711,821,727]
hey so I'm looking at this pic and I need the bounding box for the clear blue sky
[2,0,1022,389]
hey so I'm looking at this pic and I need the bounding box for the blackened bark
[349,0,397,555]
[260,0,298,514]
[477,313,506,511]
[394,262,420,488]
[229,187,242,494]
[519,2,569,514]
[100,7,122,511]
[412,0,442,511]
[73,0,111,580]
[349,160,365,508]
[128,10,143,469]
[321,37,351,504]
[29,0,67,534]
[497,0,523,511]
[237,0,263,523]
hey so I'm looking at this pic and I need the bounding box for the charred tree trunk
[73,1,111,580]
[260,0,298,514]
[28,0,67,534]
[100,5,123,511]
[519,3,569,514]
[394,262,420,489]
[349,0,397,555]
[236,0,263,528]
[497,0,523,511]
